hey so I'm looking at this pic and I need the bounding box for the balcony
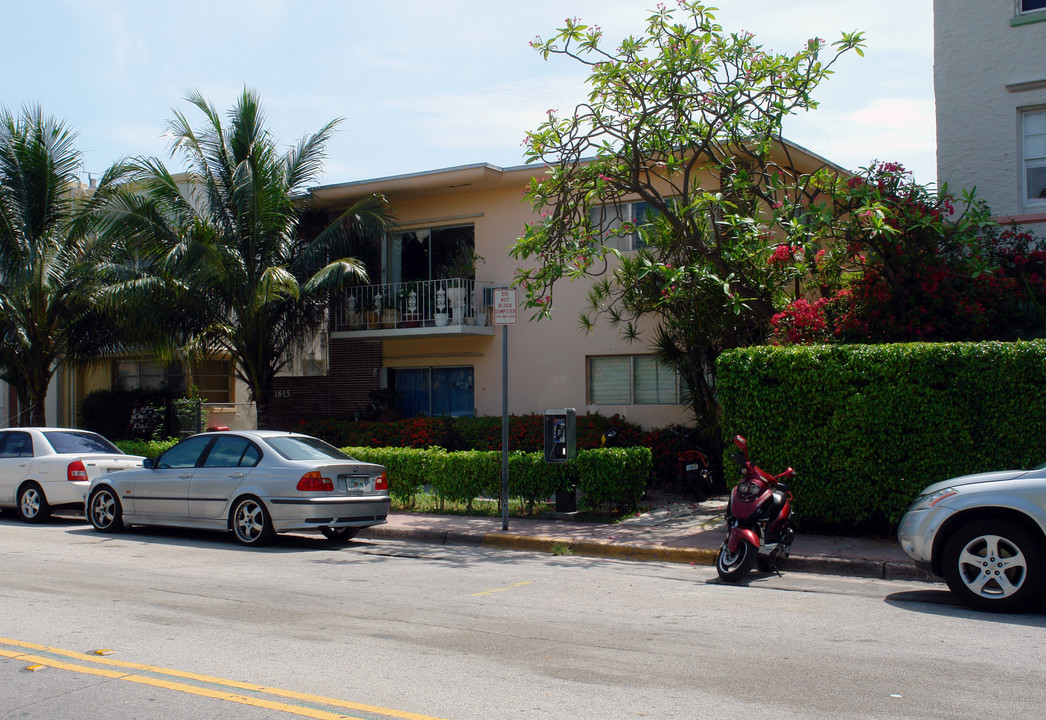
[334,279,496,338]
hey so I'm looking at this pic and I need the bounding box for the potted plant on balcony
[440,248,484,324]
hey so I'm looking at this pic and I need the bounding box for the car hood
[920,469,1036,495]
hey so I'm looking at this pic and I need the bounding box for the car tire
[942,519,1045,612]
[17,483,51,523]
[320,527,360,542]
[716,540,757,582]
[88,487,124,533]
[231,496,275,547]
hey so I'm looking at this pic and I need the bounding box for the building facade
[268,146,836,431]
[935,0,1046,226]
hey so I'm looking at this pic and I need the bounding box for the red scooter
[715,435,796,582]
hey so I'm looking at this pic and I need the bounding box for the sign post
[492,288,517,531]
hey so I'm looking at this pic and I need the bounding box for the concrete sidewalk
[359,495,937,582]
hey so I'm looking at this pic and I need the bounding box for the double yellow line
[0,637,447,720]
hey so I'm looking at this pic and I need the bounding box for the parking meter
[543,408,576,463]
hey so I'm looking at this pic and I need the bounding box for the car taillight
[374,471,387,491]
[68,460,89,482]
[296,471,333,492]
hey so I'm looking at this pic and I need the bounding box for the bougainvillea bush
[772,162,1046,344]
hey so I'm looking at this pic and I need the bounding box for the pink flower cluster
[767,244,798,266]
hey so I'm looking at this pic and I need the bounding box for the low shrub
[575,447,652,514]
[339,446,648,518]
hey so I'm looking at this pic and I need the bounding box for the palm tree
[98,89,393,429]
[0,106,127,426]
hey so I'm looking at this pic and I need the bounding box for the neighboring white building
[935,0,1046,227]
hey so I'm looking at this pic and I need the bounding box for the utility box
[543,408,576,463]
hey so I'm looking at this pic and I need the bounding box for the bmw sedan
[0,427,144,523]
[86,430,389,546]
[898,465,1046,612]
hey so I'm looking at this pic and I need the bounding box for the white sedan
[86,430,390,546]
[0,427,145,523]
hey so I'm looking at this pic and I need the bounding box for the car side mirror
[144,457,155,469]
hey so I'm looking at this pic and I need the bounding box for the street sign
[493,288,517,325]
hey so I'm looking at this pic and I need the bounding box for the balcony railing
[336,279,494,332]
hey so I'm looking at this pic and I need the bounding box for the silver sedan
[86,430,389,546]
[898,465,1046,612]
[0,427,144,523]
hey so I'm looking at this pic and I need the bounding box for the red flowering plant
[773,162,1046,343]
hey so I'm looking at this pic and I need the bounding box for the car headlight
[910,487,958,511]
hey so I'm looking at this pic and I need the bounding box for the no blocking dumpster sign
[493,288,517,324]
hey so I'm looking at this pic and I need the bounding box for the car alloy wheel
[17,483,51,523]
[88,488,124,533]
[231,497,274,546]
[943,519,1044,612]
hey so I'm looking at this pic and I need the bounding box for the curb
[359,526,938,582]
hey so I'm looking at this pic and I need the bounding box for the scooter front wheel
[716,540,757,582]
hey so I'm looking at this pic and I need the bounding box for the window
[115,360,181,391]
[588,356,679,405]
[588,201,657,251]
[1022,0,1046,13]
[278,324,328,377]
[0,432,33,458]
[203,435,260,468]
[385,225,475,284]
[389,367,474,417]
[1023,109,1046,205]
[43,431,120,455]
[156,435,214,469]
[193,359,233,403]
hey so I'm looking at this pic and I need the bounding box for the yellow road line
[471,581,533,596]
[0,637,447,720]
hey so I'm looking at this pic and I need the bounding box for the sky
[1,1,936,188]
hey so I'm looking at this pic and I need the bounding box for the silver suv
[898,465,1046,612]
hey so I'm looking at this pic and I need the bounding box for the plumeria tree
[772,162,1046,343]
[509,1,864,435]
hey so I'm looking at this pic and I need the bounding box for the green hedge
[344,446,651,516]
[300,413,685,483]
[716,341,1046,531]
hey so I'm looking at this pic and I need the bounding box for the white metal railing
[337,279,493,330]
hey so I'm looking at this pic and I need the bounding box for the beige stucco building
[935,0,1046,227]
[268,144,839,431]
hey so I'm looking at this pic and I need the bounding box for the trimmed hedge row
[299,413,691,484]
[343,446,651,515]
[716,341,1046,531]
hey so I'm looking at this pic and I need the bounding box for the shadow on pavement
[884,589,1046,624]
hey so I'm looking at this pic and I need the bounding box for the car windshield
[43,430,122,455]
[264,435,352,461]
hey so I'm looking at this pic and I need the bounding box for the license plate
[339,475,368,492]
[685,463,702,472]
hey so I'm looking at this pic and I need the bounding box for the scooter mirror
[732,435,748,454]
